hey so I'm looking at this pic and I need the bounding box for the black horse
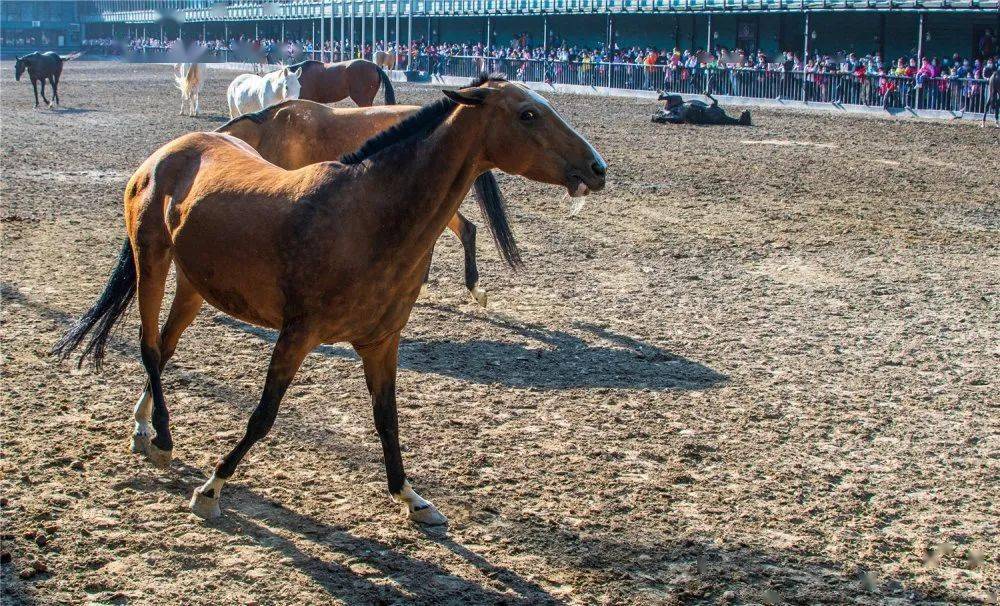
[14,51,81,108]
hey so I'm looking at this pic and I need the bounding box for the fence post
[915,12,924,109]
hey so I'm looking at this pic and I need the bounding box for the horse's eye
[520,109,537,122]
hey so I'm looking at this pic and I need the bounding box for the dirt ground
[1,61,998,605]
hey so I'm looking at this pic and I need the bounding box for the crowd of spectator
[79,29,997,110]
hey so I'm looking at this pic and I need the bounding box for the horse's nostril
[591,162,606,178]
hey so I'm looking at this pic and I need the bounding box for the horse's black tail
[473,171,522,269]
[51,239,137,370]
[377,66,396,105]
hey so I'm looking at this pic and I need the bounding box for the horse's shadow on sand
[124,463,558,605]
[213,304,726,391]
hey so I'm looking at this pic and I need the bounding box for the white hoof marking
[143,443,172,469]
[418,283,430,299]
[191,473,225,519]
[394,481,448,526]
[469,284,487,307]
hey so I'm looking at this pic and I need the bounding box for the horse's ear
[292,67,302,78]
[442,87,494,106]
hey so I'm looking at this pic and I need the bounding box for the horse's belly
[170,203,286,329]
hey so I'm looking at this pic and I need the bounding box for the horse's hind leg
[30,79,39,108]
[449,213,485,307]
[190,324,315,518]
[132,269,203,455]
[193,92,200,116]
[39,79,51,107]
[132,236,175,468]
[50,76,59,106]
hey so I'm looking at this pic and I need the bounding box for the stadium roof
[82,0,1000,22]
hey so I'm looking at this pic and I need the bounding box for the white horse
[173,63,204,116]
[226,66,302,118]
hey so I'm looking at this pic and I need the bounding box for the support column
[384,0,389,51]
[351,0,356,58]
[407,0,413,65]
[486,16,491,47]
[340,1,346,60]
[916,12,924,108]
[361,0,366,58]
[707,14,712,53]
[916,12,924,61]
[543,15,548,56]
[802,12,809,102]
[396,0,401,63]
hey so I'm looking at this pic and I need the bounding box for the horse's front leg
[190,323,317,518]
[192,92,199,116]
[31,79,39,108]
[49,76,59,106]
[357,332,447,525]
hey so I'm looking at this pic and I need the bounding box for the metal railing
[415,55,995,113]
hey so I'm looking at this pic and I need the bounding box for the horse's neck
[360,108,487,258]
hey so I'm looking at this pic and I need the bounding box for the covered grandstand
[49,1,1000,62]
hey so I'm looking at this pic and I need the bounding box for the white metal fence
[416,55,996,113]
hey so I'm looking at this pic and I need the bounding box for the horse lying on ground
[289,58,395,106]
[984,70,999,127]
[226,65,302,118]
[174,63,204,116]
[217,98,521,305]
[14,51,82,108]
[53,75,607,525]
[652,92,751,126]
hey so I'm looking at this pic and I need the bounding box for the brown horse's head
[443,79,606,198]
[15,56,27,81]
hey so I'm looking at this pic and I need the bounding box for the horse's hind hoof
[469,285,487,307]
[143,442,173,469]
[190,489,222,519]
[130,432,151,454]
[407,502,448,526]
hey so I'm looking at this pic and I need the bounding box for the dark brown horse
[15,51,81,107]
[290,58,395,106]
[53,76,606,525]
[217,99,520,305]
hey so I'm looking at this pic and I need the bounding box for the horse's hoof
[470,285,487,307]
[130,432,151,454]
[190,489,222,519]
[408,502,448,526]
[143,443,173,469]
[418,283,430,299]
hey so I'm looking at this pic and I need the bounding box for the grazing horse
[290,59,396,106]
[174,63,204,116]
[53,75,606,525]
[226,66,302,118]
[14,51,81,108]
[217,98,521,305]
[983,71,999,128]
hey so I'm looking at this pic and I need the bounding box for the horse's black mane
[340,73,507,166]
[215,99,298,132]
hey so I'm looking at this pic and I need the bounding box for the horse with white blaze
[226,66,302,118]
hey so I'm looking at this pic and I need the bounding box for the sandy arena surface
[1,61,998,605]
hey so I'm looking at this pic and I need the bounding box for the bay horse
[53,75,606,525]
[174,63,204,116]
[14,51,81,108]
[226,66,302,118]
[290,58,396,106]
[217,98,521,305]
